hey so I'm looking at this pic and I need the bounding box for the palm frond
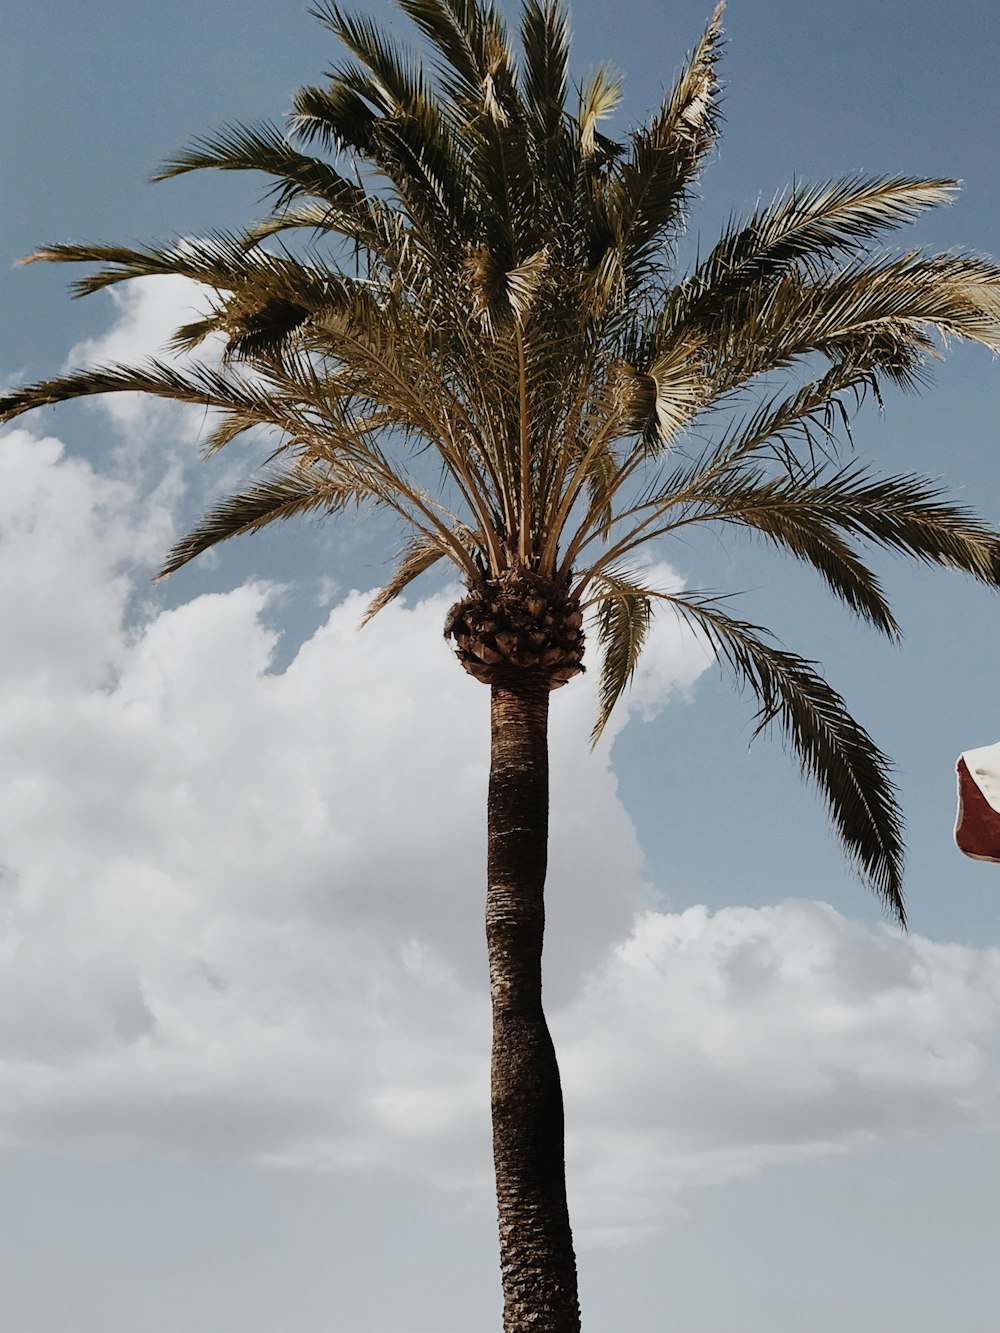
[506,248,549,324]
[0,359,309,430]
[769,465,1000,582]
[199,410,265,455]
[313,2,430,112]
[662,592,906,922]
[667,175,959,334]
[589,454,1000,627]
[627,336,708,448]
[589,567,653,743]
[218,262,373,360]
[168,315,225,354]
[608,2,725,278]
[690,366,887,475]
[310,8,479,249]
[675,470,902,638]
[288,80,379,154]
[152,120,370,215]
[20,235,257,297]
[361,531,452,622]
[244,197,406,270]
[158,466,364,578]
[687,249,1000,393]
[397,0,517,112]
[25,238,383,365]
[520,1,570,139]
[397,0,483,92]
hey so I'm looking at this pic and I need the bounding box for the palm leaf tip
[704,2,726,45]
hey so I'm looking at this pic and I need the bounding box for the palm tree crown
[5,0,1000,926]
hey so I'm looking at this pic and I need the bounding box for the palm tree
[5,2,1000,1328]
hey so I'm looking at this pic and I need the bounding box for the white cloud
[557,901,1000,1241]
[4,304,1000,1246]
[0,427,172,686]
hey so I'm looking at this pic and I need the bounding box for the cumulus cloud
[0,427,173,685]
[4,421,1000,1245]
[558,901,1000,1241]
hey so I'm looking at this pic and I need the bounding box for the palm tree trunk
[487,670,580,1333]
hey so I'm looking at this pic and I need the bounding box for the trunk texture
[487,669,580,1333]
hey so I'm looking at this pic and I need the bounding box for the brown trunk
[487,669,580,1333]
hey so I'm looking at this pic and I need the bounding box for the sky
[2,2,1000,1331]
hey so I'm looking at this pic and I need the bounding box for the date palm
[5,3,1000,1328]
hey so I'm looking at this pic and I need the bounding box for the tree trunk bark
[487,669,580,1333]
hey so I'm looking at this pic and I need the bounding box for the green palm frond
[672,463,1000,587]
[811,249,1000,345]
[661,592,906,922]
[397,0,496,101]
[398,0,517,113]
[289,79,379,154]
[692,366,891,476]
[801,468,1000,579]
[244,199,368,244]
[683,249,1000,394]
[20,238,386,369]
[306,6,479,251]
[585,455,1000,626]
[373,103,474,246]
[589,567,653,744]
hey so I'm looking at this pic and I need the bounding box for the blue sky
[3,2,1000,1330]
